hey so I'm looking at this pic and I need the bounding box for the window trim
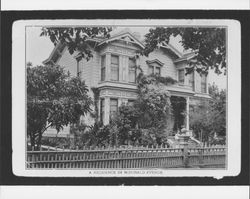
[101,55,106,81]
[110,55,119,81]
[128,57,137,83]
[201,74,207,93]
[178,69,185,85]
[110,98,118,120]
[100,98,105,123]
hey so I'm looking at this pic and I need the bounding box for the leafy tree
[189,84,226,144]
[143,27,226,74]
[27,65,93,150]
[40,27,112,61]
[108,74,175,146]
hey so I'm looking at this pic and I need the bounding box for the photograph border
[1,10,249,185]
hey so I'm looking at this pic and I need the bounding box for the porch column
[103,97,110,125]
[186,97,190,130]
[118,98,123,107]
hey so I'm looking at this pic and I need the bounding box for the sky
[26,27,227,90]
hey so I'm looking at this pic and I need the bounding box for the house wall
[57,49,78,77]
[140,48,177,79]
[45,37,210,134]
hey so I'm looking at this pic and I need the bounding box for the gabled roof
[98,32,145,49]
[159,43,183,58]
[174,50,198,63]
[43,42,66,65]
[43,30,198,65]
[146,59,164,66]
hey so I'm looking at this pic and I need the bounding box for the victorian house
[43,29,210,136]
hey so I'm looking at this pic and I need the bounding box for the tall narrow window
[111,55,119,81]
[127,99,135,106]
[101,55,106,81]
[129,58,136,83]
[149,65,154,75]
[188,72,194,89]
[201,74,207,93]
[100,98,105,123]
[178,69,185,85]
[110,98,118,119]
[155,66,161,75]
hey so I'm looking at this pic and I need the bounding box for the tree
[27,65,93,150]
[189,84,226,144]
[143,27,226,74]
[40,27,112,61]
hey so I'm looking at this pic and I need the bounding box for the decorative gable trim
[174,51,198,63]
[160,43,183,58]
[146,59,164,66]
[98,32,145,49]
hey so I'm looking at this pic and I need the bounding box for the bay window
[110,55,119,81]
[101,55,106,81]
[188,72,194,89]
[129,58,136,83]
[178,69,185,85]
[201,74,207,93]
[110,98,118,119]
[100,98,105,123]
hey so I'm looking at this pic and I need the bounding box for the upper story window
[188,72,194,89]
[201,74,207,93]
[110,55,119,81]
[101,55,106,81]
[129,58,136,83]
[178,69,185,85]
[148,65,161,76]
[146,59,163,76]
[155,66,161,75]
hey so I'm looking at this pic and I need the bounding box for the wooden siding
[57,49,78,77]
[140,48,177,79]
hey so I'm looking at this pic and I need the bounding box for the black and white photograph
[11,19,241,177]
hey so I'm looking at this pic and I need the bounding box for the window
[129,58,136,83]
[111,55,119,81]
[178,69,185,84]
[147,60,163,76]
[155,67,161,75]
[101,55,106,81]
[110,98,118,119]
[100,99,105,123]
[148,65,161,76]
[188,72,194,89]
[149,65,154,75]
[201,75,207,93]
[127,100,135,106]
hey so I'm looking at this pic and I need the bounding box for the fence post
[178,135,190,168]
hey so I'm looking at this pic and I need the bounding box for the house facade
[43,30,210,133]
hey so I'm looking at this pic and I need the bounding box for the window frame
[110,98,118,120]
[101,55,106,81]
[201,74,207,93]
[100,98,105,123]
[128,57,136,83]
[178,69,185,85]
[188,72,194,89]
[110,55,119,81]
